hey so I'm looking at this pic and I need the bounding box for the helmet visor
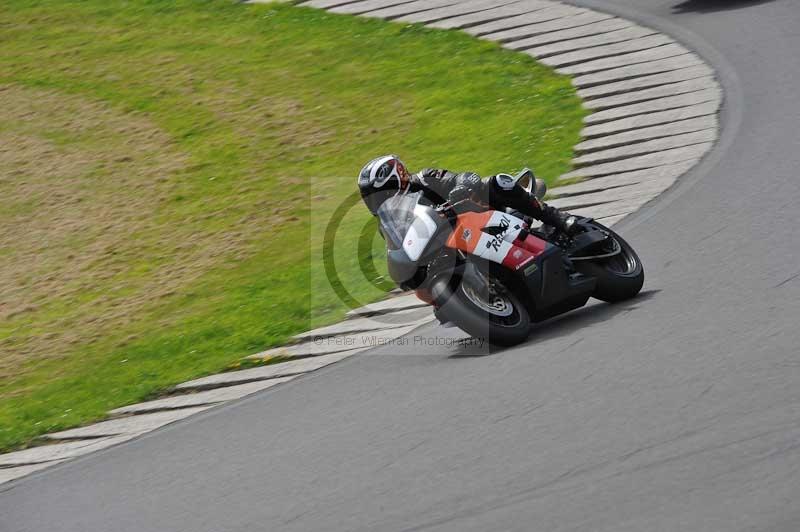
[361,187,398,216]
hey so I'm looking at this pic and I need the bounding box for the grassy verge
[0,0,586,451]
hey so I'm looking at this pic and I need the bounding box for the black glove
[455,172,482,190]
[447,184,474,204]
[448,172,482,204]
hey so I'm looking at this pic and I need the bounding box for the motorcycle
[376,168,644,346]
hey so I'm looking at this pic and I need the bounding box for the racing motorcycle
[377,169,644,346]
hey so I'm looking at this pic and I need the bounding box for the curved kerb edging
[0,0,722,484]
[301,0,722,227]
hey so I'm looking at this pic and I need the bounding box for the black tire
[574,222,644,303]
[436,276,531,347]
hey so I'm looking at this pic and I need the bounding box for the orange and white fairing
[446,210,547,271]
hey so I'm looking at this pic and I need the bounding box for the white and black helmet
[358,155,410,214]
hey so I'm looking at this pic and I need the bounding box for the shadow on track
[449,289,661,358]
[672,0,777,13]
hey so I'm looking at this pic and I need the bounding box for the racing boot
[535,199,582,236]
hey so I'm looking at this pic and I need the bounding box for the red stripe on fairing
[501,245,536,271]
[517,234,548,256]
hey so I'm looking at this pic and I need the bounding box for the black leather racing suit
[408,168,572,229]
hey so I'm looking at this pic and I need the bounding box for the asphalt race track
[2,1,800,530]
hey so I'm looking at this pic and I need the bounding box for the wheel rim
[601,236,638,275]
[461,283,513,317]
[461,282,516,319]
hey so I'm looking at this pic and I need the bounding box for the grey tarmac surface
[3,1,800,531]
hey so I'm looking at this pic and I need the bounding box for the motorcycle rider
[357,154,581,235]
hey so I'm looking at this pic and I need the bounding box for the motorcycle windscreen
[376,192,421,250]
[376,192,437,260]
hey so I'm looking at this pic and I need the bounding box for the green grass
[0,0,586,451]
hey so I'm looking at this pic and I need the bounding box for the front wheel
[435,273,530,347]
[573,222,644,302]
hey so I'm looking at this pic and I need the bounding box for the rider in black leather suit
[411,168,579,234]
[357,155,580,234]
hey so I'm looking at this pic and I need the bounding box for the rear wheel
[436,272,530,347]
[573,222,644,302]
